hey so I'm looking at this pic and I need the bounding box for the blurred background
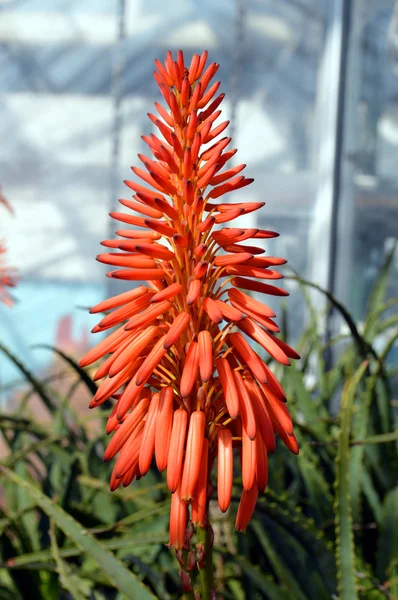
[1,2,398,599]
[1,0,397,392]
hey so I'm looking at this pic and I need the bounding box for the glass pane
[337,1,398,323]
[1,0,334,388]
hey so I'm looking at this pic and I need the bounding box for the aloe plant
[0,246,396,599]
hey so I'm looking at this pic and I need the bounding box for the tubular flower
[81,50,300,547]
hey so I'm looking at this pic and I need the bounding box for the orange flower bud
[104,397,150,462]
[198,330,213,382]
[155,387,174,471]
[169,483,187,549]
[241,427,257,492]
[167,408,188,493]
[215,358,240,419]
[235,486,258,532]
[233,371,256,440]
[139,393,160,475]
[255,434,268,493]
[180,411,206,500]
[191,438,209,526]
[218,429,233,513]
[180,342,199,398]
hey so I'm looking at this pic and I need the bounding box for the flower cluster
[0,190,17,307]
[80,50,299,547]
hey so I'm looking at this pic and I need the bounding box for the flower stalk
[197,525,215,600]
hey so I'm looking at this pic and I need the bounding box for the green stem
[182,547,195,598]
[197,525,215,600]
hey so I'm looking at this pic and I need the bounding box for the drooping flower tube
[80,50,299,549]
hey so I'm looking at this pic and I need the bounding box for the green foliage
[0,249,397,599]
[335,362,367,600]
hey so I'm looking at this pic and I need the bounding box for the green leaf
[33,345,98,395]
[250,520,307,600]
[372,314,398,337]
[0,415,47,438]
[296,445,333,525]
[0,525,44,600]
[226,578,245,600]
[231,553,290,600]
[377,487,398,598]
[0,343,56,413]
[3,462,41,554]
[0,533,169,570]
[288,274,328,402]
[284,365,323,425]
[353,430,398,446]
[0,585,19,600]
[244,491,337,595]
[286,277,388,389]
[349,376,376,523]
[361,470,382,525]
[0,435,62,469]
[334,361,368,600]
[364,296,398,335]
[286,276,368,360]
[365,240,397,336]
[77,475,166,503]
[0,467,156,600]
[88,503,169,535]
[49,519,87,600]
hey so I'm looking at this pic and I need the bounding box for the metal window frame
[309,0,352,330]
